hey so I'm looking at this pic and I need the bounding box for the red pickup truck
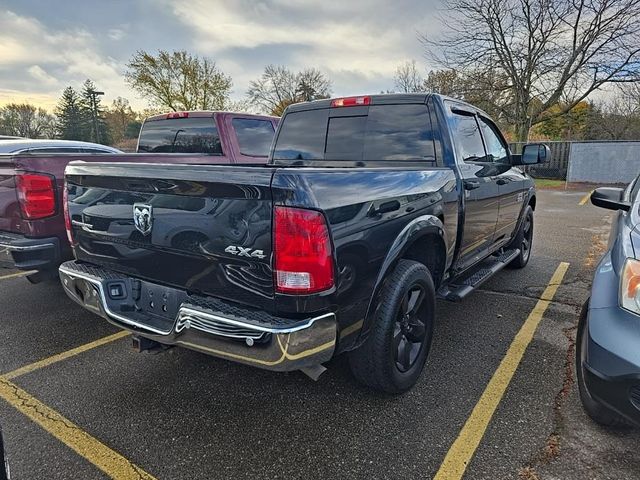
[0,112,278,282]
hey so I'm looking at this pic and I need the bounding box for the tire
[349,259,435,394]
[576,300,631,428]
[508,205,534,269]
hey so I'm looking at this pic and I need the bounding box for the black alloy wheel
[394,284,428,372]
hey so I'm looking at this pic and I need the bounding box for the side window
[232,118,276,157]
[478,117,509,164]
[450,113,486,163]
[82,148,113,154]
[26,147,83,154]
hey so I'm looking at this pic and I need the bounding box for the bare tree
[0,103,56,138]
[423,0,640,141]
[126,50,232,111]
[586,84,640,139]
[248,65,332,115]
[394,60,424,93]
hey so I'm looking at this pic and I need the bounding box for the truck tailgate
[66,162,276,310]
[0,156,20,234]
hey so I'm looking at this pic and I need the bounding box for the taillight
[330,96,371,107]
[63,183,74,245]
[274,206,334,294]
[15,173,56,220]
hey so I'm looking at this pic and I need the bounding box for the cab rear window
[232,118,275,157]
[273,104,436,162]
[137,117,222,154]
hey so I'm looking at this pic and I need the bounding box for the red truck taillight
[274,206,334,294]
[15,173,56,220]
[63,184,74,244]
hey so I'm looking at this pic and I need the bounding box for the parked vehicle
[576,185,640,427]
[0,140,121,282]
[136,111,278,162]
[0,112,278,282]
[60,94,546,393]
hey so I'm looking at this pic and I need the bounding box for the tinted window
[232,118,275,157]
[478,117,509,164]
[325,116,367,160]
[451,114,486,162]
[25,147,83,153]
[82,148,113,154]
[273,109,328,160]
[273,104,435,162]
[365,105,435,161]
[138,117,222,155]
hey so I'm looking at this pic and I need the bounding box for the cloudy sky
[0,0,442,112]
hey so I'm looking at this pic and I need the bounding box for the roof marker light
[166,112,189,119]
[330,96,371,108]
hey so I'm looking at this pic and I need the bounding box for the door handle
[496,178,509,186]
[464,180,481,191]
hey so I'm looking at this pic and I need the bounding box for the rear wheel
[508,205,533,269]
[349,260,435,394]
[576,300,631,427]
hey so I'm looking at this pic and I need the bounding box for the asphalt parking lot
[1,188,639,480]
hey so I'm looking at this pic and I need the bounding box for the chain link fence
[509,141,571,180]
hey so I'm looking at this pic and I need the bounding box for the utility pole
[88,89,104,143]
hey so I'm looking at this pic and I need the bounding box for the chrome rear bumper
[59,261,336,371]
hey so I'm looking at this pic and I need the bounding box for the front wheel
[349,260,435,394]
[508,205,534,269]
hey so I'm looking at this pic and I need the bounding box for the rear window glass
[273,104,436,162]
[138,117,222,155]
[232,118,275,157]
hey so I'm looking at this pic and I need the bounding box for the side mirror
[591,187,631,212]
[512,143,551,165]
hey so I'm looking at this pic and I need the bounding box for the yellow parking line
[2,331,130,380]
[0,377,156,479]
[433,261,570,480]
[0,271,31,281]
[578,190,593,206]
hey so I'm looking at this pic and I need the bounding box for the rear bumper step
[59,261,336,371]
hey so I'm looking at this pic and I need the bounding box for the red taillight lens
[63,183,74,245]
[274,206,334,294]
[330,96,371,108]
[15,173,56,219]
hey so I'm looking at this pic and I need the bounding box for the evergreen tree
[55,87,87,140]
[80,79,110,144]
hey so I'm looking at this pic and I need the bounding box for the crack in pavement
[0,376,154,480]
[477,288,584,309]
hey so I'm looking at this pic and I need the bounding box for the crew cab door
[449,108,500,270]
[477,116,524,244]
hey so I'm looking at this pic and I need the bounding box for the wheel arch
[357,215,448,345]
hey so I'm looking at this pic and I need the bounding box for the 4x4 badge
[225,245,266,259]
[133,203,153,236]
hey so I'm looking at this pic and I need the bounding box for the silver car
[0,138,120,154]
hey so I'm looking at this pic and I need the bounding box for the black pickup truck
[59,94,548,393]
